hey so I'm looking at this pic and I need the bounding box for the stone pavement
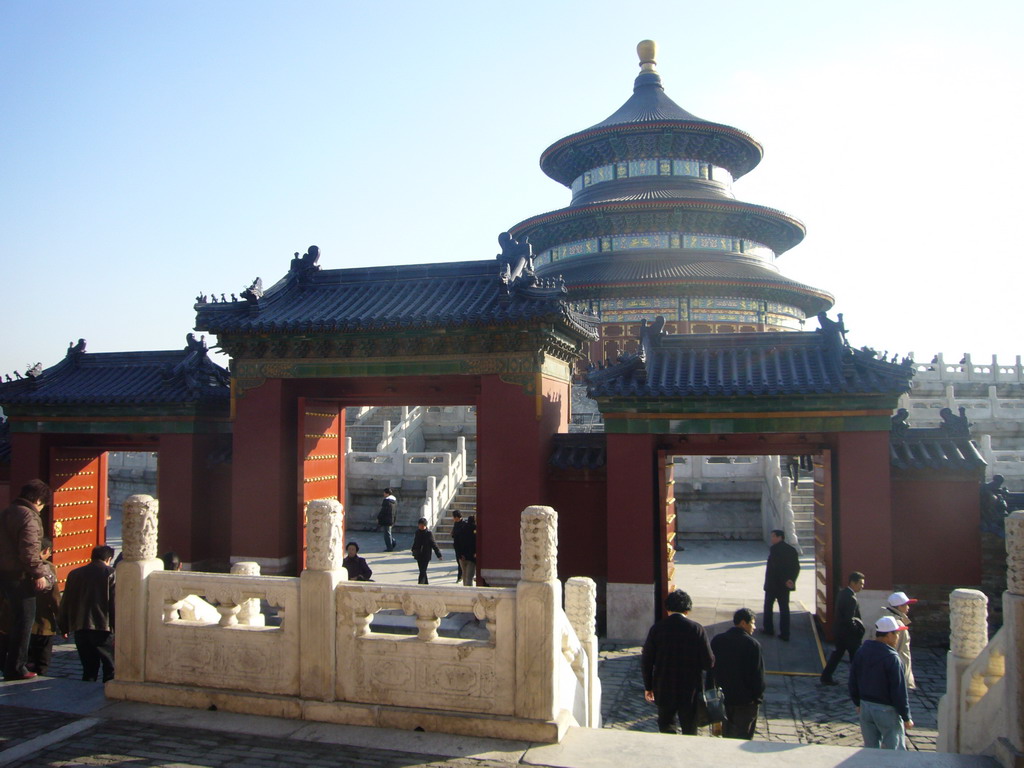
[0,540,993,767]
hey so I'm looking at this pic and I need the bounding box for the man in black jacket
[641,589,715,735]
[411,517,442,584]
[762,529,800,641]
[821,571,866,685]
[377,489,398,552]
[709,607,765,739]
[60,545,116,682]
[0,479,51,680]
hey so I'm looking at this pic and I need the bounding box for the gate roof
[0,337,229,408]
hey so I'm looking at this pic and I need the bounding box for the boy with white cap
[849,615,913,750]
[882,591,916,689]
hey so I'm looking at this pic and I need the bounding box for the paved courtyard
[0,539,957,766]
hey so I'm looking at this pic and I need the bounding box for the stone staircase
[791,475,815,547]
[346,406,405,452]
[434,478,478,547]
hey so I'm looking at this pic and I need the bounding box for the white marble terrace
[107,495,600,743]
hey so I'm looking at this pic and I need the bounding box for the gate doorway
[656,449,835,636]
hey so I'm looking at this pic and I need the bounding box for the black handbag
[697,685,727,727]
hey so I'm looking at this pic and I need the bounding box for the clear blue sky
[2,1,1022,380]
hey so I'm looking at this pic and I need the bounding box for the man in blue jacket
[849,615,914,749]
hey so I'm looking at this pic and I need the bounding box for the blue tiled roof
[540,70,763,185]
[195,257,597,339]
[586,317,914,399]
[0,339,230,407]
[889,436,985,473]
[549,433,606,470]
[536,253,833,314]
[0,419,9,466]
[889,408,986,473]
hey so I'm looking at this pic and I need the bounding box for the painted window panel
[611,234,671,250]
[628,159,659,177]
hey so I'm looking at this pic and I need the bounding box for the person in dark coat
[410,518,442,585]
[641,589,715,735]
[762,529,800,641]
[450,510,466,581]
[28,537,62,675]
[377,489,398,552]
[342,542,373,581]
[453,514,476,586]
[709,607,765,739]
[821,571,866,685]
[0,479,51,680]
[60,545,116,682]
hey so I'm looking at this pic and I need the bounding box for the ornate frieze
[231,349,574,398]
[122,494,159,561]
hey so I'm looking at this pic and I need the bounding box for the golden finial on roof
[637,40,658,74]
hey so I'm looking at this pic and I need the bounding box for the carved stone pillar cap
[949,588,989,660]
[122,494,159,562]
[306,498,345,572]
[230,561,261,576]
[521,505,558,583]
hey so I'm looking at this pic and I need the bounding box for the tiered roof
[508,41,832,316]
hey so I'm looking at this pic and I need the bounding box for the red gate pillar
[605,433,658,643]
[231,379,298,574]
[476,373,568,586]
[834,430,894,592]
[8,432,47,495]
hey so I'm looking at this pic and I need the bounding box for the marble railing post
[938,588,989,752]
[566,576,601,727]
[1003,512,1024,753]
[516,506,561,722]
[230,561,265,626]
[114,494,163,683]
[300,498,346,702]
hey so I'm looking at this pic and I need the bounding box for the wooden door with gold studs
[813,450,835,639]
[49,448,108,588]
[297,399,344,570]
[657,450,678,613]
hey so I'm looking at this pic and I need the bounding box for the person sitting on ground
[342,542,373,581]
[28,537,61,675]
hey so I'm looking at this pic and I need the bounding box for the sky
[2,1,1023,381]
